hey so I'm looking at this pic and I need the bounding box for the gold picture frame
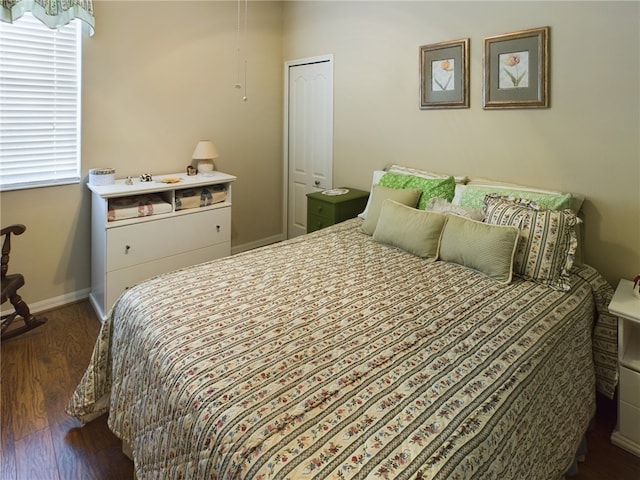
[483,26,549,109]
[420,38,469,109]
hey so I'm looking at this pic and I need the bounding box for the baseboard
[231,234,284,255]
[23,288,90,316]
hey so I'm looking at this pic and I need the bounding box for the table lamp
[192,140,219,176]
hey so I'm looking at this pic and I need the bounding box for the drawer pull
[125,245,131,254]
[216,225,221,232]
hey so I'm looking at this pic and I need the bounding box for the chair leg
[1,293,47,341]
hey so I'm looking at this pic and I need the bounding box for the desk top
[609,279,640,323]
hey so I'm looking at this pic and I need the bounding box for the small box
[89,168,116,186]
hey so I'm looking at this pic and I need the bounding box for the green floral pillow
[378,172,456,210]
[459,185,573,211]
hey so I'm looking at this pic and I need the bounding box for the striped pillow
[483,194,578,291]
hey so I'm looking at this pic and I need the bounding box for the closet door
[285,55,333,238]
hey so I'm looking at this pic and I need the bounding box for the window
[0,13,81,191]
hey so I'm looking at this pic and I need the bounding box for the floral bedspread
[67,219,617,480]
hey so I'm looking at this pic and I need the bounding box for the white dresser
[88,172,236,321]
[609,278,640,457]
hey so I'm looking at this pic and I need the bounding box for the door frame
[283,54,334,239]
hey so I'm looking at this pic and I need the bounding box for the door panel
[286,56,333,238]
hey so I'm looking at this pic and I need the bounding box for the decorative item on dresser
[609,278,640,457]
[306,187,369,233]
[192,140,219,176]
[87,171,236,322]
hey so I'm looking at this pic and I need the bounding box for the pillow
[358,170,386,219]
[361,185,422,235]
[424,197,483,221]
[378,172,456,210]
[373,200,447,258]
[386,164,468,185]
[483,194,578,291]
[358,167,463,219]
[439,214,519,284]
[459,179,581,212]
[452,183,466,205]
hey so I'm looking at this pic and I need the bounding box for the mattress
[67,219,617,480]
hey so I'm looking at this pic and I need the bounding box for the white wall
[283,1,640,285]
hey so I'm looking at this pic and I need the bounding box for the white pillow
[358,170,386,219]
[387,164,468,184]
[425,197,482,221]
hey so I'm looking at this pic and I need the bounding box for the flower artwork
[499,51,529,89]
[483,27,548,108]
[432,59,455,91]
[420,38,469,109]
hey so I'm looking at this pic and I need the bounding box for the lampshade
[192,140,219,160]
[192,140,219,176]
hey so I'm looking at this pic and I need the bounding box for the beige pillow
[361,185,422,235]
[439,214,519,284]
[424,197,483,221]
[373,200,447,258]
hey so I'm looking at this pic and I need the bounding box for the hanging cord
[235,0,242,89]
[242,0,248,102]
[235,0,249,102]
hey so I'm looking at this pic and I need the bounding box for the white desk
[609,279,640,457]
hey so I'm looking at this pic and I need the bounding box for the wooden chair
[1,224,47,340]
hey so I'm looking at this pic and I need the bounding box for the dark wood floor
[1,301,639,479]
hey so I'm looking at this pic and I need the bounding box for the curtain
[1,0,94,35]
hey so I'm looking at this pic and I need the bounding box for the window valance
[1,0,94,35]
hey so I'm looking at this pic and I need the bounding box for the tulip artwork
[499,51,529,89]
[419,38,469,109]
[432,58,455,91]
[499,51,529,88]
[483,26,548,109]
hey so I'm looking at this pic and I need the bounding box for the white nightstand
[609,278,640,457]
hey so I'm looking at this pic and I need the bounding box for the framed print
[420,38,469,109]
[483,26,549,109]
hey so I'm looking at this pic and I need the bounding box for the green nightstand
[306,188,369,233]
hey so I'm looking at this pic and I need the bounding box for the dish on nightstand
[322,188,349,196]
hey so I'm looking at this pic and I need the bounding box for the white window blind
[0,13,81,191]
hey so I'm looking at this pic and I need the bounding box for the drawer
[619,400,640,444]
[307,214,332,233]
[333,199,369,222]
[307,197,336,221]
[620,366,640,409]
[106,208,230,271]
[106,243,229,310]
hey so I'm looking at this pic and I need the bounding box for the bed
[67,168,618,480]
